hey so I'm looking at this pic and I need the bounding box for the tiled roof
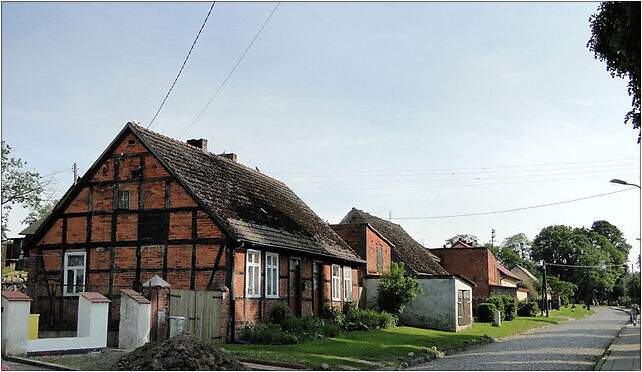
[80,292,111,303]
[1,291,32,301]
[131,124,363,264]
[120,289,151,304]
[495,263,521,281]
[338,208,448,275]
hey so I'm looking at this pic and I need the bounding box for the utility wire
[147,2,216,129]
[181,2,280,137]
[390,187,637,220]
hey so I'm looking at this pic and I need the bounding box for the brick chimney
[218,153,237,163]
[187,139,208,152]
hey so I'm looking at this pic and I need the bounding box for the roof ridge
[131,123,289,187]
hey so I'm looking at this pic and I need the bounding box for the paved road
[409,307,629,370]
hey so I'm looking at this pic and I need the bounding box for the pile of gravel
[117,333,246,370]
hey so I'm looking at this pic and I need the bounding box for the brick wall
[432,247,492,306]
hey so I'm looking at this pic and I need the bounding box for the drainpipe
[230,240,244,342]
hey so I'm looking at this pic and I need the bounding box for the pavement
[597,322,641,371]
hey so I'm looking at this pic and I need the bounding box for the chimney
[218,153,237,163]
[187,139,208,152]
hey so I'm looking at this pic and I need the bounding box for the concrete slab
[598,324,641,371]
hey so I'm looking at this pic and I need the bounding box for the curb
[3,355,76,371]
[593,323,629,371]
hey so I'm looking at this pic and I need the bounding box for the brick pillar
[141,275,170,342]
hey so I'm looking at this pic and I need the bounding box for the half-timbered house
[25,122,364,342]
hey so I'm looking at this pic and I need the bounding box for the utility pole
[542,263,548,317]
[389,211,392,221]
[73,162,78,184]
[491,229,496,247]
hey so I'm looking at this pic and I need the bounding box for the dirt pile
[117,333,246,370]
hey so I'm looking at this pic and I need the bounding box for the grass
[223,315,576,370]
[548,305,595,319]
[1,267,27,277]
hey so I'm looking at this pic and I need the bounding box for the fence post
[118,289,151,350]
[141,275,171,342]
[1,291,33,356]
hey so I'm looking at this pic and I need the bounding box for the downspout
[230,240,244,342]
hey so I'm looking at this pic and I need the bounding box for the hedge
[477,302,496,322]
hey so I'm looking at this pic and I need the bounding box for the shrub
[501,295,518,321]
[245,324,298,345]
[477,302,496,322]
[484,296,504,319]
[323,306,344,323]
[517,300,539,317]
[377,262,422,315]
[270,302,291,326]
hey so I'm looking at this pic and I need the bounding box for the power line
[147,2,216,129]
[182,2,280,137]
[390,187,637,220]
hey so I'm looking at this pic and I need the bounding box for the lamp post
[610,179,641,188]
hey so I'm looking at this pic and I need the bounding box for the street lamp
[610,179,641,188]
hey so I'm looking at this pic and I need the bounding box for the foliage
[270,302,291,325]
[245,323,299,345]
[477,303,496,322]
[588,2,641,142]
[517,301,540,317]
[501,295,518,321]
[1,141,54,240]
[322,305,396,331]
[532,223,628,303]
[445,234,479,247]
[547,276,578,305]
[484,296,504,319]
[376,262,422,315]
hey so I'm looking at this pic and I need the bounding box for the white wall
[118,292,151,350]
[365,276,473,332]
[1,297,31,356]
[453,277,474,332]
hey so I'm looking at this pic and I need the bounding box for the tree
[591,220,632,256]
[587,2,641,142]
[445,234,479,247]
[502,233,532,260]
[547,275,578,305]
[1,141,52,239]
[377,262,422,315]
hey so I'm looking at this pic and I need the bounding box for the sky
[2,1,640,266]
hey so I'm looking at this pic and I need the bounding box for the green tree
[591,220,632,256]
[547,275,578,305]
[587,2,641,142]
[502,233,532,260]
[1,141,53,240]
[445,234,479,247]
[377,262,422,315]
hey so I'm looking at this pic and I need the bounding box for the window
[331,264,341,301]
[245,250,261,298]
[265,252,279,298]
[140,212,169,243]
[63,251,86,296]
[343,266,353,302]
[376,245,383,273]
[117,190,130,210]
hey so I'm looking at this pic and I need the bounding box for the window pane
[67,270,74,293]
[254,269,259,294]
[68,255,84,267]
[76,270,84,292]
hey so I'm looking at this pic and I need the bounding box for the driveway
[409,307,629,370]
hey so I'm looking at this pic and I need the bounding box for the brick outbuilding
[26,122,364,342]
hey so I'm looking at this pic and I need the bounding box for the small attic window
[128,139,136,146]
[131,169,141,178]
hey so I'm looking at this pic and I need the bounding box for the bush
[484,296,504,319]
[341,307,398,331]
[377,262,422,315]
[517,300,540,317]
[501,295,518,321]
[245,323,298,345]
[270,302,291,325]
[323,306,344,323]
[477,302,496,322]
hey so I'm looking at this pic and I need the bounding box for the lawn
[223,314,575,370]
[548,305,595,319]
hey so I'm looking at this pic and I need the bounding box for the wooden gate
[169,289,222,343]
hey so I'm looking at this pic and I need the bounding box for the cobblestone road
[409,307,629,370]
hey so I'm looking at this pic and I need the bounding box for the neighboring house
[431,246,523,307]
[511,264,539,300]
[332,208,475,332]
[25,122,364,343]
[451,241,473,248]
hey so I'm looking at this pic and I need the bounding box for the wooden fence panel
[169,289,221,343]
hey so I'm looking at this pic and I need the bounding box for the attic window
[131,169,141,178]
[140,212,169,243]
[117,190,130,210]
[128,139,136,146]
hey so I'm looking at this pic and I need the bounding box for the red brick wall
[364,227,391,276]
[432,247,491,304]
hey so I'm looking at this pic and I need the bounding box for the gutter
[230,241,244,342]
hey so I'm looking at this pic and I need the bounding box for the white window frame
[63,250,86,296]
[343,266,353,302]
[331,264,341,301]
[245,249,261,298]
[265,252,279,299]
